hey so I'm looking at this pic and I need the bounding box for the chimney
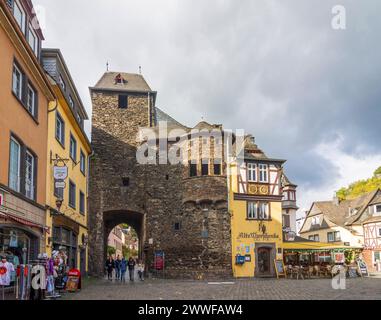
[333,195,340,206]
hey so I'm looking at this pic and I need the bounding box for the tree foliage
[107,246,116,257]
[336,166,381,200]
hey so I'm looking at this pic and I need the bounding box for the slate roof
[91,72,153,93]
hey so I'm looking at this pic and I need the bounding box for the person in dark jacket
[128,257,136,281]
[120,257,127,283]
[105,256,115,281]
[115,255,121,280]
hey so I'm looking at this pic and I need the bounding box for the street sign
[53,166,68,180]
[55,181,66,189]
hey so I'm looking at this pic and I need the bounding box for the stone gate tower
[89,72,232,279]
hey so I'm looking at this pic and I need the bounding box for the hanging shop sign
[55,181,66,189]
[0,193,3,206]
[53,166,68,180]
[235,255,245,265]
[237,232,279,241]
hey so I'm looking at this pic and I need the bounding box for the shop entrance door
[257,247,271,276]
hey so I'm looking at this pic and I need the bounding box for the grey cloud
[34,0,381,202]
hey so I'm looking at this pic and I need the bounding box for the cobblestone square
[64,276,381,300]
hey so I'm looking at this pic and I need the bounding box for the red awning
[0,211,45,232]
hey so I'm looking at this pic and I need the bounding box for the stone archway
[89,210,145,276]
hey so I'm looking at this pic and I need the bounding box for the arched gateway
[88,72,232,278]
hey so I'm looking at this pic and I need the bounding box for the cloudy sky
[34,0,381,214]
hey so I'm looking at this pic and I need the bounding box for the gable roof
[91,72,153,93]
[302,189,381,231]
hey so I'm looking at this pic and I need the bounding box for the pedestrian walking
[105,256,115,281]
[128,257,136,281]
[115,255,121,280]
[120,257,127,283]
[137,260,145,281]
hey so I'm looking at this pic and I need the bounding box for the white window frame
[375,205,381,216]
[9,138,21,192]
[334,231,341,241]
[312,216,320,226]
[27,83,36,115]
[12,63,23,99]
[28,24,38,56]
[70,134,77,162]
[25,151,35,200]
[247,202,258,220]
[259,164,268,183]
[258,202,269,220]
[56,112,65,145]
[13,0,26,34]
[247,163,257,182]
[327,232,334,242]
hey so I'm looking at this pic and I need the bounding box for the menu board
[274,260,286,279]
[66,276,80,292]
[357,260,369,277]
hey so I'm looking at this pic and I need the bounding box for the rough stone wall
[89,90,232,279]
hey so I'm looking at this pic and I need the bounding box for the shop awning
[282,241,363,252]
[0,211,45,232]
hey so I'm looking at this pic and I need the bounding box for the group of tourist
[105,255,145,282]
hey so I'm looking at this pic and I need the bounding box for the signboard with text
[53,166,68,180]
[154,251,165,271]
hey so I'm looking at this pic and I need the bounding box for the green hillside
[336,166,381,200]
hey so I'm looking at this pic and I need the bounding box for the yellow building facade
[229,136,286,278]
[42,49,91,274]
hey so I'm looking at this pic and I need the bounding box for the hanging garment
[0,261,15,286]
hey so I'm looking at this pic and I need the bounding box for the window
[68,95,74,109]
[327,232,334,242]
[13,0,26,33]
[59,75,66,91]
[79,191,85,215]
[258,202,269,220]
[312,216,320,226]
[122,177,130,187]
[70,134,77,162]
[9,138,21,192]
[201,162,209,176]
[25,151,36,200]
[69,181,76,209]
[80,151,86,175]
[118,95,128,109]
[12,63,23,100]
[9,137,37,200]
[189,163,197,177]
[214,163,221,175]
[28,25,38,55]
[248,163,257,182]
[55,112,65,146]
[259,164,268,183]
[283,214,290,228]
[247,202,258,220]
[247,201,270,220]
[174,222,181,231]
[309,234,320,242]
[334,231,341,241]
[375,205,381,216]
[27,84,36,116]
[379,228,381,237]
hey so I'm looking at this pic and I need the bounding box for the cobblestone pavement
[64,275,381,300]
